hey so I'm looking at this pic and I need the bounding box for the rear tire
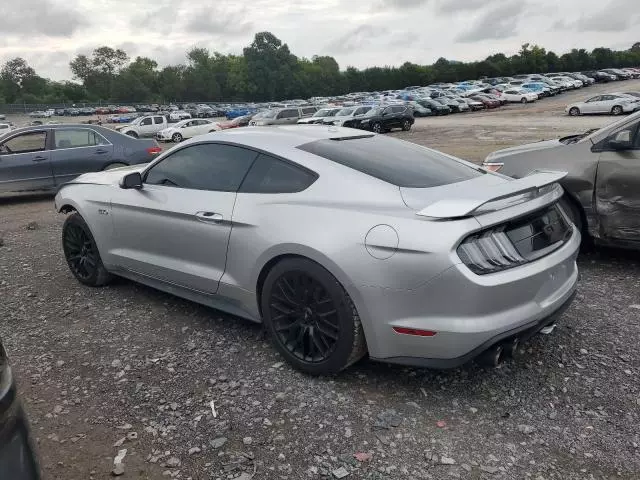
[261,258,367,375]
[172,133,183,142]
[401,119,412,131]
[569,107,580,116]
[521,97,527,104]
[62,213,112,287]
[125,131,138,138]
[372,122,382,134]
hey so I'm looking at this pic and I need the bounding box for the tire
[401,119,412,131]
[103,162,127,171]
[372,122,382,134]
[569,107,580,116]
[521,97,527,104]
[172,133,183,142]
[62,213,112,287]
[125,131,138,138]
[559,194,583,233]
[611,105,623,116]
[261,258,367,375]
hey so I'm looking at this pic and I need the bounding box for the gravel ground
[1,82,640,479]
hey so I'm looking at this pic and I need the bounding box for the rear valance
[416,170,567,219]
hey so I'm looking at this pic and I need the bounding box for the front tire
[125,131,138,138]
[172,133,183,142]
[62,213,112,287]
[611,105,623,116]
[261,258,367,375]
[569,107,580,116]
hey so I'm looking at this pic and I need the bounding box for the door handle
[195,211,223,223]
[32,155,47,162]
[95,148,108,154]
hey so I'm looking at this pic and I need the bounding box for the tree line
[1,32,639,105]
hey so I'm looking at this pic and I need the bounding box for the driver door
[109,143,259,293]
[0,130,53,193]
[594,118,640,243]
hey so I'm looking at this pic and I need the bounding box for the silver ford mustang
[54,126,580,375]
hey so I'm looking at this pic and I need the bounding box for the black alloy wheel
[611,105,623,116]
[401,119,412,131]
[62,213,112,287]
[372,122,382,133]
[270,271,340,363]
[261,258,367,375]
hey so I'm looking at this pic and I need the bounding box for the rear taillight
[146,146,162,155]
[457,227,526,275]
[482,162,503,172]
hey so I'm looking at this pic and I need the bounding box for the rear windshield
[297,135,483,188]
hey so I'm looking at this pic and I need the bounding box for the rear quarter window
[297,135,483,188]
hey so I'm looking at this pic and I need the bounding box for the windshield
[313,109,332,117]
[363,107,383,117]
[261,110,278,119]
[337,108,355,116]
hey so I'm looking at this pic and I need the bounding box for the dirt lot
[1,82,640,480]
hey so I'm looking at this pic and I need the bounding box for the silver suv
[249,106,317,126]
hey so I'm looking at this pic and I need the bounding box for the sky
[0,0,638,81]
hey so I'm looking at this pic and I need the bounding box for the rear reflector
[392,327,437,337]
[146,146,162,155]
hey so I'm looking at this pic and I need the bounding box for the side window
[144,143,258,192]
[392,106,405,113]
[141,118,153,126]
[55,129,102,149]
[239,154,317,194]
[154,116,164,124]
[302,107,316,115]
[383,107,393,115]
[586,96,600,103]
[0,131,47,154]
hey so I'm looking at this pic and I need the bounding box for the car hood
[485,139,564,161]
[66,164,147,186]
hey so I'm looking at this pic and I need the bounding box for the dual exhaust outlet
[478,323,557,367]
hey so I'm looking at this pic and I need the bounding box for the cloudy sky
[0,0,637,81]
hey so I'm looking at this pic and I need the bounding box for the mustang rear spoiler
[416,170,567,219]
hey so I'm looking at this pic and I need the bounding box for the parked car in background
[327,105,373,127]
[249,106,317,126]
[566,94,639,116]
[0,124,161,194]
[470,94,501,109]
[116,115,168,138]
[0,335,41,478]
[601,68,631,80]
[169,111,191,122]
[417,98,451,115]
[358,105,414,133]
[502,88,539,103]
[582,71,615,83]
[156,119,220,143]
[521,82,552,97]
[55,126,579,374]
[0,114,6,120]
[483,110,640,250]
[462,97,485,111]
[217,113,255,130]
[297,107,342,124]
[408,102,433,117]
[0,123,14,135]
[433,97,463,113]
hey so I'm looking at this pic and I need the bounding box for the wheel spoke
[270,302,295,316]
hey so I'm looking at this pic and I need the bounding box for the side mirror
[120,172,143,189]
[609,130,633,150]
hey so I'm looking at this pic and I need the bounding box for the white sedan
[501,88,539,103]
[156,119,220,142]
[168,110,191,121]
[566,94,640,116]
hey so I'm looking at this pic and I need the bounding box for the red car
[470,95,501,109]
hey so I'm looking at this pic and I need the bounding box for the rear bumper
[361,227,581,367]
[375,289,576,368]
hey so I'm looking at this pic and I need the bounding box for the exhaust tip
[479,345,503,367]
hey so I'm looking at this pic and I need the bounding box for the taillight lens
[482,162,503,172]
[146,146,162,155]
[457,227,527,275]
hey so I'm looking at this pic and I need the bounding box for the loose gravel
[2,86,640,478]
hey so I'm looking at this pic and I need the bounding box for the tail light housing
[457,204,572,275]
[146,146,162,155]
